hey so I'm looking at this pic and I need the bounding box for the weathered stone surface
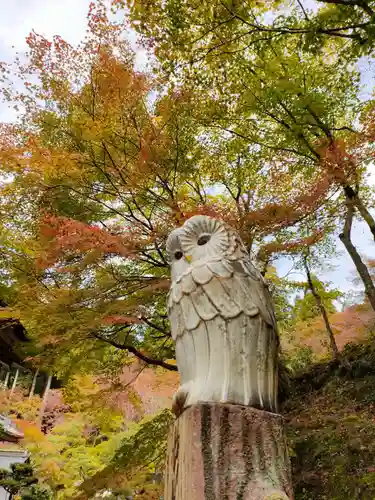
[165,216,293,499]
[164,403,293,500]
[166,215,279,416]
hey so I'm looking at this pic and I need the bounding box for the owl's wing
[231,258,278,332]
[168,257,277,339]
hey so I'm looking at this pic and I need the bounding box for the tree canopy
[123,0,375,64]
[1,0,375,498]
[1,0,367,376]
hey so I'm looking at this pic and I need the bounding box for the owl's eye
[197,234,211,246]
[174,250,183,260]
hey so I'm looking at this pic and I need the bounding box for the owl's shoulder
[225,255,265,282]
[168,256,261,306]
[168,255,278,331]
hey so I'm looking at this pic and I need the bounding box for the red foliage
[85,364,177,422]
[103,315,143,325]
[37,215,143,268]
[245,174,332,233]
[180,204,236,225]
[319,139,359,186]
[287,303,375,357]
[259,230,325,259]
[109,364,177,418]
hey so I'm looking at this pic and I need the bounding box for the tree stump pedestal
[164,403,293,500]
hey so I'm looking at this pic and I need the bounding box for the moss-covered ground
[284,342,375,499]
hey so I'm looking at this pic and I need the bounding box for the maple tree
[122,0,375,64]
[266,246,344,360]
[1,1,375,497]
[9,404,169,499]
[0,371,174,499]
[122,0,375,310]
[0,0,343,378]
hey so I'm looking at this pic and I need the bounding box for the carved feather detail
[168,257,265,332]
[167,216,279,414]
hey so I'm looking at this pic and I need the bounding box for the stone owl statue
[166,215,279,417]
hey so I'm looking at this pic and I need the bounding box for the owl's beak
[185,255,192,264]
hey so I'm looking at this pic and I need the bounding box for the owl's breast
[168,258,263,336]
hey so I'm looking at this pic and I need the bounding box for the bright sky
[0,0,148,122]
[0,0,374,301]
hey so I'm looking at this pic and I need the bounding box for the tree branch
[209,124,317,160]
[92,332,177,371]
[302,253,339,359]
[140,316,171,337]
[219,1,370,39]
[316,0,374,16]
[297,0,310,21]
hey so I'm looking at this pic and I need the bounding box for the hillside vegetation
[285,340,375,499]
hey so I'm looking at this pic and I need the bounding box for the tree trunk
[37,374,52,429]
[339,203,375,311]
[164,403,293,500]
[344,185,375,241]
[9,369,19,398]
[29,369,39,399]
[303,256,339,359]
[3,370,10,389]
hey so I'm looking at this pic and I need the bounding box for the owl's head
[166,215,239,279]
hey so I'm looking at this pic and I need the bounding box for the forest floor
[284,340,375,499]
[4,304,375,499]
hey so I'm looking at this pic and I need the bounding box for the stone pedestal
[164,403,293,500]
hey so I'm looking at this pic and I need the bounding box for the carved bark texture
[164,403,293,500]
